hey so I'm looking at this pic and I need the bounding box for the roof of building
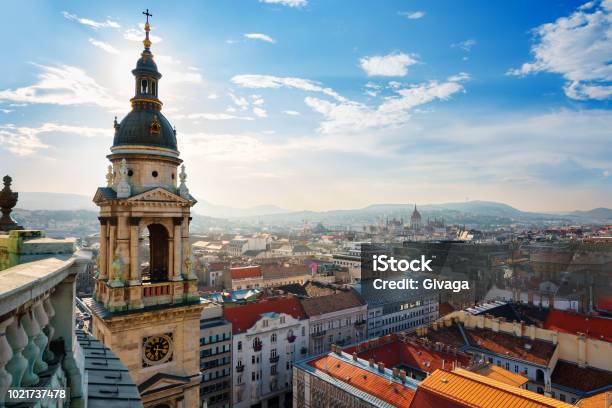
[439,302,456,317]
[468,363,529,387]
[261,262,310,279]
[345,334,471,376]
[551,361,612,393]
[411,368,575,408]
[223,295,306,334]
[113,108,177,151]
[300,290,364,317]
[464,327,556,366]
[277,281,338,297]
[576,391,612,408]
[230,265,262,280]
[308,354,416,407]
[544,309,612,342]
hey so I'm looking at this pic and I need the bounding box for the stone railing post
[33,301,50,367]
[43,297,56,361]
[19,312,40,386]
[0,317,14,405]
[5,317,28,389]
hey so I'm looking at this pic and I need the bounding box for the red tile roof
[465,328,556,365]
[309,355,415,407]
[345,334,470,375]
[439,302,456,317]
[223,296,306,334]
[230,265,262,280]
[551,360,612,392]
[544,309,612,342]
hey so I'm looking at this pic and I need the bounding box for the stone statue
[110,254,124,287]
[178,165,190,199]
[105,165,114,188]
[116,159,131,198]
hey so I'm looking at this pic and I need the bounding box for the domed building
[90,11,204,408]
[410,204,422,231]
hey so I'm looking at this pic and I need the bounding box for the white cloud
[451,39,476,52]
[124,24,163,43]
[0,109,13,114]
[229,93,250,110]
[244,33,277,43]
[253,107,268,118]
[283,110,300,116]
[0,123,110,156]
[62,11,120,29]
[259,0,307,8]
[399,11,426,20]
[174,112,254,121]
[0,64,122,110]
[88,38,118,54]
[231,74,346,101]
[155,55,203,84]
[507,0,612,100]
[359,53,418,77]
[180,132,281,162]
[208,93,219,99]
[305,78,466,133]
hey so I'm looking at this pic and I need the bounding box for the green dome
[113,109,177,151]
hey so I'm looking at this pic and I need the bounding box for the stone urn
[0,175,23,232]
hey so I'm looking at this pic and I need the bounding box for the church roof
[113,109,176,151]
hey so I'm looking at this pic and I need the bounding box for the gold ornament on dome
[150,116,161,134]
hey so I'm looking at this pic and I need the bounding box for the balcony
[287,335,296,343]
[253,342,263,352]
[0,253,142,407]
[236,364,245,373]
[354,320,366,327]
[312,330,326,338]
[269,355,280,363]
[142,282,172,307]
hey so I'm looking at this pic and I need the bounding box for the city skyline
[0,0,611,213]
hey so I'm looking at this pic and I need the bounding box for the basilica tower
[90,11,203,407]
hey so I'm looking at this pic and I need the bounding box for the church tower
[90,11,203,407]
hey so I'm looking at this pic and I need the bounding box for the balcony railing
[269,355,280,363]
[287,335,296,343]
[142,282,172,306]
[236,364,245,373]
[312,330,326,338]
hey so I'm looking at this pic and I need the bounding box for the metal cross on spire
[143,9,153,24]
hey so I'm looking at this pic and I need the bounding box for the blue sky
[0,0,610,212]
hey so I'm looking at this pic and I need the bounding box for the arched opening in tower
[140,223,169,282]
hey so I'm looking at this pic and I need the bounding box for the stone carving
[0,175,23,232]
[42,298,56,361]
[5,318,27,388]
[0,317,14,405]
[116,159,131,198]
[19,313,40,386]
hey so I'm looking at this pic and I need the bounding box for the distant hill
[568,208,612,222]
[197,201,292,218]
[17,192,95,211]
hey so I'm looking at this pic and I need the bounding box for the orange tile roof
[465,328,556,365]
[309,355,415,407]
[230,265,262,280]
[440,302,456,317]
[223,295,306,334]
[413,369,575,408]
[469,364,528,388]
[576,391,612,408]
[544,310,612,342]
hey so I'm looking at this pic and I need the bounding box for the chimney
[577,334,586,368]
[492,318,500,333]
[369,358,375,368]
[352,352,358,362]
[377,362,385,372]
[513,321,523,337]
[551,331,558,345]
[529,325,536,340]
[392,367,399,377]
[400,370,407,383]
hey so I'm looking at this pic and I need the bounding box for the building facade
[224,296,309,408]
[89,16,203,408]
[200,301,232,408]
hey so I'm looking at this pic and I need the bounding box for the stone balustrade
[0,254,90,406]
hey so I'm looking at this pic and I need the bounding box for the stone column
[98,217,109,280]
[107,217,117,278]
[0,317,14,405]
[5,318,27,388]
[129,217,141,285]
[116,216,131,282]
[20,312,40,386]
[172,217,183,281]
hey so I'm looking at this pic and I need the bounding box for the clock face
[143,334,173,366]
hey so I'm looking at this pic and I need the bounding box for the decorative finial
[0,175,23,232]
[113,116,119,130]
[142,9,153,50]
[178,164,190,198]
[116,159,131,198]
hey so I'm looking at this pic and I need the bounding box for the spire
[142,9,153,50]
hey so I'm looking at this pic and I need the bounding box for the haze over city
[0,0,611,212]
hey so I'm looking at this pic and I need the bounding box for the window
[271,348,277,357]
[140,79,149,94]
[271,364,277,375]
[271,333,277,343]
[251,372,255,381]
[263,320,269,328]
[237,341,242,351]
[280,316,285,324]
[252,356,255,364]
[560,395,566,402]
[505,362,510,370]
[514,365,519,373]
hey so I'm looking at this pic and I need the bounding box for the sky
[0,0,610,213]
